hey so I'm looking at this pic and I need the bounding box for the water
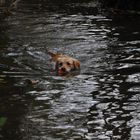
[0,1,140,140]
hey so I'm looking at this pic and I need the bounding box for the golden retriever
[47,50,80,76]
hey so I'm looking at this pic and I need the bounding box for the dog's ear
[73,60,80,70]
[55,61,59,70]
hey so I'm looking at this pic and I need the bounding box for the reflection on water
[0,0,140,140]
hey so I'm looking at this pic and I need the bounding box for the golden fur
[47,51,80,75]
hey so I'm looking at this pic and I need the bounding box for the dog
[47,50,80,76]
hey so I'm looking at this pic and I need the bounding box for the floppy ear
[73,60,80,70]
[55,61,59,70]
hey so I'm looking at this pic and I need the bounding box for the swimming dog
[47,50,80,76]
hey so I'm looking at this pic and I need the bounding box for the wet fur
[47,50,80,75]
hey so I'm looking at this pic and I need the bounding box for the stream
[0,1,140,140]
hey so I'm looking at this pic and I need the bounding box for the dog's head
[56,57,80,76]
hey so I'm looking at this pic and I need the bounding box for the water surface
[0,1,140,140]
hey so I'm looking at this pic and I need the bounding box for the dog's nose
[61,67,66,72]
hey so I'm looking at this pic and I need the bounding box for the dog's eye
[59,62,63,66]
[67,62,70,65]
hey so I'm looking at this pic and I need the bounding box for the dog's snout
[61,67,66,72]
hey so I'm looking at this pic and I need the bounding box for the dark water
[0,1,140,140]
